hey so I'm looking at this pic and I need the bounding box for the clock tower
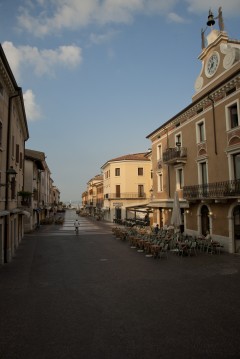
[193,8,240,101]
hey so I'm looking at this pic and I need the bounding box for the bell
[207,9,215,27]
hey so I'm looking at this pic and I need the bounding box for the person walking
[74,219,80,234]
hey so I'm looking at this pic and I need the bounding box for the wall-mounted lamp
[186,210,190,214]
[168,209,172,212]
[0,167,17,187]
[208,211,213,217]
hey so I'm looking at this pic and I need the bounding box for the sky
[0,0,239,203]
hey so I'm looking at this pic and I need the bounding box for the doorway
[201,205,210,236]
[115,207,122,220]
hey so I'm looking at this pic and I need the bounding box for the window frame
[157,144,162,161]
[115,168,120,176]
[175,132,182,147]
[138,184,144,197]
[225,99,239,131]
[138,167,143,176]
[196,119,206,143]
[197,160,208,186]
[158,172,163,192]
[176,166,184,190]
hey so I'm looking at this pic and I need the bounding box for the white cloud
[17,0,179,36]
[23,89,41,122]
[2,42,22,80]
[2,41,82,78]
[186,0,240,16]
[89,30,118,45]
[16,0,240,37]
[167,12,187,23]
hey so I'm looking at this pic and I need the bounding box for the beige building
[147,12,240,252]
[0,44,29,263]
[101,153,152,223]
[22,149,60,231]
[84,174,103,216]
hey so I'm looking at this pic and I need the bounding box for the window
[176,168,183,189]
[158,173,163,192]
[175,133,182,147]
[199,161,208,196]
[226,101,239,130]
[10,178,16,200]
[138,167,143,176]
[115,168,120,176]
[229,104,238,128]
[200,162,207,185]
[138,185,144,197]
[16,144,19,163]
[157,144,162,160]
[116,185,120,198]
[198,122,205,142]
[20,152,23,169]
[233,153,240,180]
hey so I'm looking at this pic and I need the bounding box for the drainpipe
[208,95,218,155]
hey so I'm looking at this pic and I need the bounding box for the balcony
[183,179,240,200]
[163,147,187,165]
[105,193,147,200]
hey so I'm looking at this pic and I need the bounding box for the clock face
[205,52,219,77]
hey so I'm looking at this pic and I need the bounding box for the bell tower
[193,8,240,101]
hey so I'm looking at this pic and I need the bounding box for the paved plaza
[0,210,240,359]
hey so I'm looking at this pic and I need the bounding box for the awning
[125,203,153,213]
[11,208,22,214]
[22,210,31,217]
[0,210,10,217]
[147,199,189,209]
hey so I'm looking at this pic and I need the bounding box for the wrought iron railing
[163,147,187,163]
[183,179,240,199]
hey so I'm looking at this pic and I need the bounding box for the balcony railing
[105,192,147,199]
[163,147,187,164]
[183,179,240,199]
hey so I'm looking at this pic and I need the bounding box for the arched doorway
[201,205,210,236]
[233,205,240,252]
